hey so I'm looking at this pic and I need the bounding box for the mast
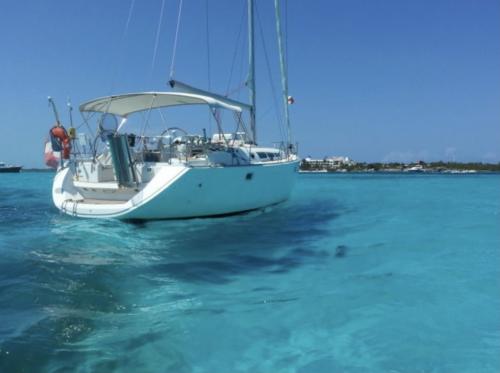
[274,0,292,148]
[247,0,256,143]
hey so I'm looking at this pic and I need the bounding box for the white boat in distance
[48,0,299,220]
[0,162,22,173]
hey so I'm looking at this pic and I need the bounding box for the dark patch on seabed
[0,315,94,372]
[0,261,129,372]
[149,247,331,284]
[335,244,348,258]
[0,196,344,372]
[143,199,341,284]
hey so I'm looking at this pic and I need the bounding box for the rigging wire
[139,96,158,138]
[205,0,212,93]
[213,2,244,127]
[169,0,184,80]
[274,0,292,147]
[236,31,246,102]
[124,0,136,35]
[158,109,168,128]
[225,4,246,96]
[255,1,287,143]
[108,0,136,93]
[285,0,289,75]
[151,0,167,80]
[205,0,212,134]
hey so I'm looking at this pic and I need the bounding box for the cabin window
[257,152,268,159]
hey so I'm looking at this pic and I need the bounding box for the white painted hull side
[53,160,299,220]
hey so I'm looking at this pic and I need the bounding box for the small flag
[44,140,60,169]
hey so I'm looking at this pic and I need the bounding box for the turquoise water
[0,172,499,373]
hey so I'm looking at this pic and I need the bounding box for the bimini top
[79,92,250,116]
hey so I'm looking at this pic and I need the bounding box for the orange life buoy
[50,125,71,159]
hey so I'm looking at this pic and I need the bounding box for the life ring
[50,125,71,159]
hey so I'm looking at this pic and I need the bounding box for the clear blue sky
[1,0,499,167]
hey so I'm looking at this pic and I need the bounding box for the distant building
[302,156,356,169]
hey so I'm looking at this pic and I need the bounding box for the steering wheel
[159,127,188,146]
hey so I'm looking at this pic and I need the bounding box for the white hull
[53,160,299,220]
[47,0,299,221]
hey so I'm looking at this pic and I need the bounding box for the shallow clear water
[0,172,499,373]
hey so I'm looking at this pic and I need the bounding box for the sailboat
[48,0,299,220]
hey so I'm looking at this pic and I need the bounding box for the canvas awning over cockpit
[79,92,249,117]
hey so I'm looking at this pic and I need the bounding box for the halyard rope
[169,0,184,80]
[151,0,167,78]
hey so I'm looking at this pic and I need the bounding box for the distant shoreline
[14,163,500,174]
[300,161,500,174]
[19,168,55,173]
[299,170,500,174]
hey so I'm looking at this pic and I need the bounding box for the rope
[225,4,246,96]
[226,81,248,98]
[109,0,136,93]
[233,111,250,138]
[274,0,292,148]
[255,1,286,143]
[205,0,212,135]
[139,95,158,138]
[151,0,167,79]
[124,0,136,34]
[219,4,244,126]
[158,109,168,128]
[205,0,211,92]
[169,0,184,80]
[236,34,246,101]
[285,0,289,75]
